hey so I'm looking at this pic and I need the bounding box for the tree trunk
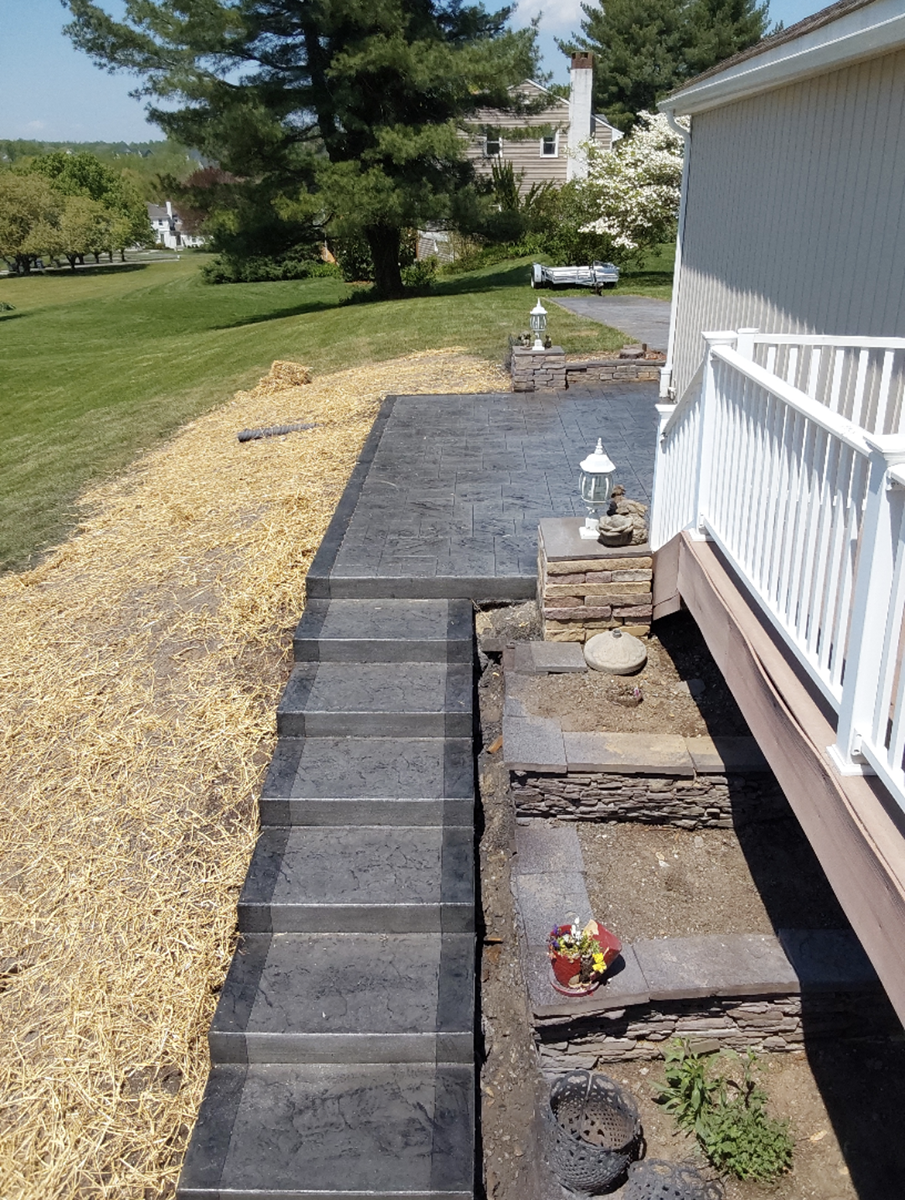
[365,224,404,299]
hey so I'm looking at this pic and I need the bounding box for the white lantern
[529,301,547,350]
[578,438,616,539]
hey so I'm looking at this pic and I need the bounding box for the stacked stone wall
[512,347,567,392]
[539,549,653,641]
[510,771,787,828]
[535,991,901,1066]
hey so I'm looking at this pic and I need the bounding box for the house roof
[661,0,905,115]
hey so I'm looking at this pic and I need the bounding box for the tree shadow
[211,297,348,329]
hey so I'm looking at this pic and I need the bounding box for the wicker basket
[623,1160,724,1200]
[543,1070,642,1193]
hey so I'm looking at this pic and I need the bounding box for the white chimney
[567,52,594,181]
[165,199,174,218]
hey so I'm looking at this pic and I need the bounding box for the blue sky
[3,0,823,143]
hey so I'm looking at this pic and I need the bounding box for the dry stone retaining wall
[535,990,901,1066]
[510,771,787,827]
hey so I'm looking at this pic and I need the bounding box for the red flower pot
[551,950,582,986]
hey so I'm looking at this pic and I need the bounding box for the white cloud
[25,120,47,132]
[511,0,586,35]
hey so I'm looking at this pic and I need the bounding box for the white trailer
[531,261,619,291]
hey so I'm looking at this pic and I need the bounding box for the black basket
[623,1160,724,1200]
[543,1070,642,1193]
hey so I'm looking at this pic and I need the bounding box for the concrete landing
[307,389,658,601]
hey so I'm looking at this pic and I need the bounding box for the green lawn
[0,254,625,569]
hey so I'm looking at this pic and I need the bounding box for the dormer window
[483,135,502,158]
[541,133,558,157]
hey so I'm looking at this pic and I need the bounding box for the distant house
[147,201,205,250]
[466,53,622,190]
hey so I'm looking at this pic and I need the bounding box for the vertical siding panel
[673,49,905,399]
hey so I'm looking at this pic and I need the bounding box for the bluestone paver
[634,934,801,1001]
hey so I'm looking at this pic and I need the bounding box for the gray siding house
[660,0,905,402]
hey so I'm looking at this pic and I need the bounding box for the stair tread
[294,599,472,662]
[277,663,472,738]
[177,1062,474,1199]
[210,932,474,1062]
[263,737,474,801]
[239,826,474,932]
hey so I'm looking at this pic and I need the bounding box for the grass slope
[0,255,624,569]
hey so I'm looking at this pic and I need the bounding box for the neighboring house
[650,0,905,1025]
[466,53,622,189]
[147,200,206,250]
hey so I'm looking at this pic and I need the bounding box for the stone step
[209,932,474,1064]
[239,826,474,933]
[294,598,473,663]
[176,1062,475,1200]
[276,662,472,738]
[261,737,474,826]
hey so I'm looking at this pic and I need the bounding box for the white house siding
[672,47,905,400]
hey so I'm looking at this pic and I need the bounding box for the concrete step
[276,662,472,738]
[261,737,474,826]
[176,1062,475,1200]
[294,598,473,663]
[239,826,474,933]
[209,932,474,1064]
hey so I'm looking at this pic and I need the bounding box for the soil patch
[580,822,849,941]
[519,611,750,736]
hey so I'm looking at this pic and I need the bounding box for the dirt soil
[580,823,849,940]
[475,601,905,1200]
[518,611,750,737]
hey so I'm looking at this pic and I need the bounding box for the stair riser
[259,797,474,827]
[276,712,472,738]
[209,1032,473,1065]
[238,904,474,934]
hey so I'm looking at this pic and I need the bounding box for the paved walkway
[551,295,672,351]
[177,384,659,1200]
[310,385,659,601]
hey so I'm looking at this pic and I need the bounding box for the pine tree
[566,0,770,132]
[65,0,539,297]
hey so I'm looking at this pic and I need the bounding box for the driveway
[551,294,672,351]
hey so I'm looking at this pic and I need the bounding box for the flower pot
[551,950,582,986]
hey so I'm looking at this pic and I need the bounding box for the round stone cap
[584,629,647,675]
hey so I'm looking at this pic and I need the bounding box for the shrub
[654,1040,793,1182]
[201,254,341,284]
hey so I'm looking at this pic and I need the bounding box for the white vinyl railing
[651,329,905,811]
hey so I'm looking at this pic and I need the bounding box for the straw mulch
[0,349,506,1199]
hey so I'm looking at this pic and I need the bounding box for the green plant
[654,1040,793,1182]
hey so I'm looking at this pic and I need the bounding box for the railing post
[831,434,905,773]
[691,331,737,539]
[651,404,676,550]
[736,327,759,361]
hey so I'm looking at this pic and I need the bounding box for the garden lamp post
[578,438,616,539]
[530,300,548,350]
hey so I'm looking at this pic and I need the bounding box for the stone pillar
[512,346,567,392]
[537,517,653,641]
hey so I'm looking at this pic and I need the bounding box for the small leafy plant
[654,1040,793,1182]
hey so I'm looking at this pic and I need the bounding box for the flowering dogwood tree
[575,111,685,261]
[533,110,685,266]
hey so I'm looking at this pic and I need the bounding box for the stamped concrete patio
[176,383,660,1200]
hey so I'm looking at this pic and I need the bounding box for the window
[541,133,558,157]
[483,135,502,158]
